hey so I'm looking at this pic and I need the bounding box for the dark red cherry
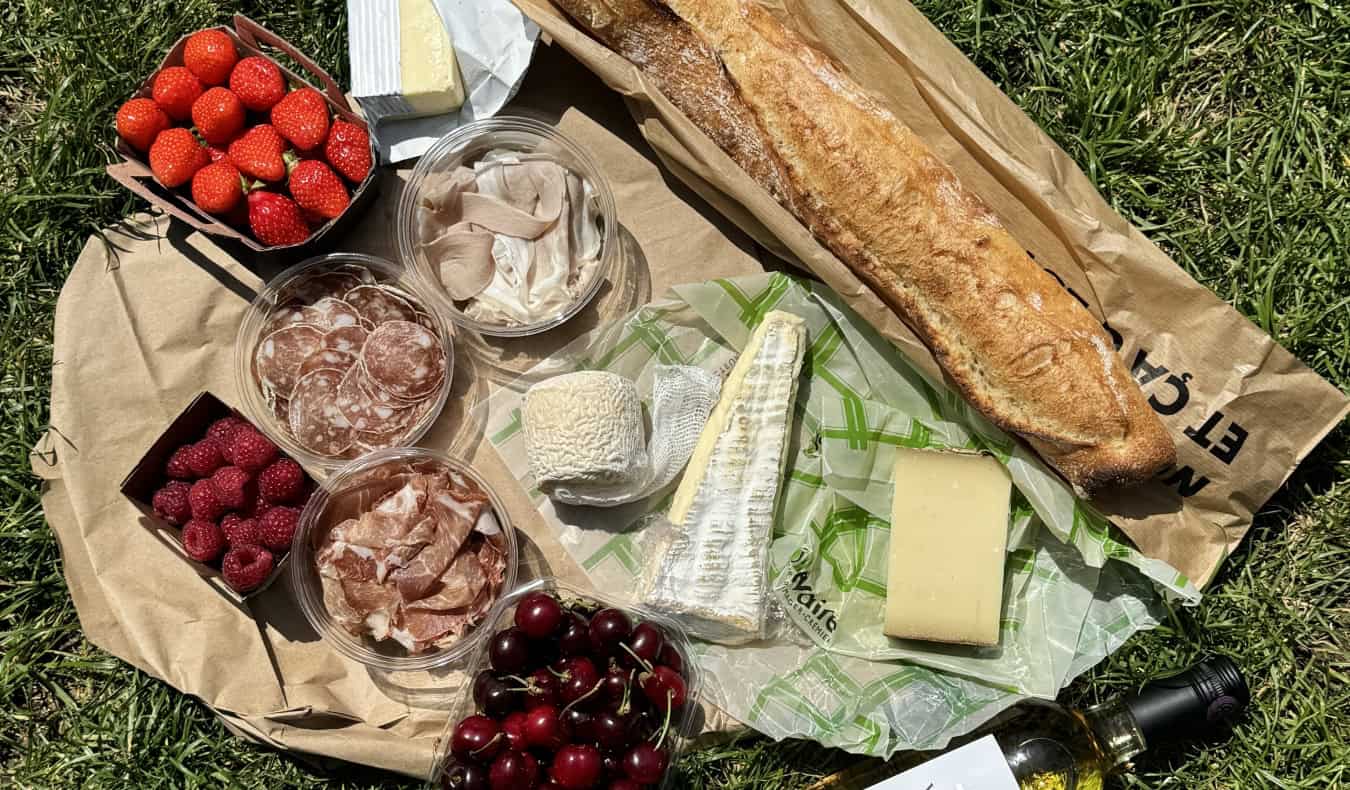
[623,622,665,667]
[515,592,565,639]
[588,609,632,656]
[558,656,601,706]
[599,667,632,708]
[591,710,632,751]
[641,665,687,711]
[452,715,503,763]
[490,750,539,789]
[558,613,592,658]
[622,743,668,784]
[526,667,562,708]
[607,780,642,790]
[501,711,529,751]
[563,706,595,742]
[523,704,570,751]
[444,760,490,790]
[490,627,532,675]
[657,643,683,675]
[550,743,603,789]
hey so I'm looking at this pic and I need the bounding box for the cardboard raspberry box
[106,14,379,258]
[120,391,310,603]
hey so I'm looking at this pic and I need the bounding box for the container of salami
[106,14,378,258]
[234,253,454,473]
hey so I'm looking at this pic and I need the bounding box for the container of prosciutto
[291,448,518,670]
[235,253,454,473]
[396,116,620,337]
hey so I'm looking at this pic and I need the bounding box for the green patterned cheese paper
[479,272,1197,757]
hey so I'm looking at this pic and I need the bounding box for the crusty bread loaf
[555,0,1175,495]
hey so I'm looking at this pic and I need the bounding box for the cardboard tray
[105,14,378,259]
[120,391,307,603]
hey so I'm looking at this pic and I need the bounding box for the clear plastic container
[234,252,454,474]
[290,448,518,673]
[428,577,701,789]
[397,116,621,337]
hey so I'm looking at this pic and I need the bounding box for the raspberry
[228,428,278,472]
[188,479,226,521]
[259,505,300,551]
[151,481,192,525]
[181,519,226,563]
[166,446,196,479]
[184,438,225,477]
[206,416,247,444]
[222,544,274,592]
[257,458,305,503]
[209,465,254,510]
[220,514,263,547]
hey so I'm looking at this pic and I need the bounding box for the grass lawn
[2,0,1347,787]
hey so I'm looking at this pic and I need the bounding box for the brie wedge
[646,310,807,643]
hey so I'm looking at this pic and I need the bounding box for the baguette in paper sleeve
[552,0,1175,495]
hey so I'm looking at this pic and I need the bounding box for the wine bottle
[807,656,1248,790]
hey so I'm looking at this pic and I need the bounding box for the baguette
[555,0,1175,495]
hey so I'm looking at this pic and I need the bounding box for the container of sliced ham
[290,448,517,670]
[235,253,454,472]
[396,116,620,337]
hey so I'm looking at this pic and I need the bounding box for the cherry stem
[471,731,502,758]
[620,642,653,674]
[560,679,601,715]
[655,689,674,750]
[505,674,532,689]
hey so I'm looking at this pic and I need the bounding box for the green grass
[1,0,1346,787]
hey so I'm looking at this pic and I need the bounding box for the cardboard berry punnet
[120,391,314,603]
[106,15,378,257]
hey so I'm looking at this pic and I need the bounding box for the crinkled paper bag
[513,0,1349,587]
[479,271,1191,756]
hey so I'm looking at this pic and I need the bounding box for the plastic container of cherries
[432,578,701,790]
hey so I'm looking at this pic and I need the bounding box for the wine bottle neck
[1083,699,1148,768]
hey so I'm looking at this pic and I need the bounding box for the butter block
[349,0,465,121]
[883,448,1011,647]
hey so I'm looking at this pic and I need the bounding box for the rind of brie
[523,371,647,492]
[646,310,807,644]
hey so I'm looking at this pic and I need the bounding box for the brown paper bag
[512,0,1348,586]
[34,45,758,778]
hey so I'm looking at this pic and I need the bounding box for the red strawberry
[323,120,372,183]
[115,98,170,152]
[229,56,285,112]
[228,124,286,182]
[151,66,203,121]
[222,544,274,591]
[288,159,349,220]
[206,416,247,444]
[257,458,305,503]
[271,88,329,151]
[166,445,196,479]
[220,514,263,547]
[191,87,245,145]
[209,465,254,510]
[191,160,244,214]
[227,428,279,472]
[183,438,225,477]
[247,191,310,246]
[151,481,192,526]
[183,29,238,86]
[182,519,227,563]
[259,505,300,551]
[148,128,209,188]
[188,479,226,521]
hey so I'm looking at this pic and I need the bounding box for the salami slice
[335,365,420,435]
[289,368,356,456]
[310,297,363,330]
[362,321,446,400]
[344,285,419,325]
[282,271,363,304]
[298,349,357,379]
[261,303,323,338]
[355,398,436,450]
[322,325,369,354]
[255,324,324,399]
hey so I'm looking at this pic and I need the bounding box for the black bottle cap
[1125,656,1249,748]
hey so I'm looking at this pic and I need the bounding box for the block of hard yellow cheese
[349,0,465,120]
[884,448,1011,647]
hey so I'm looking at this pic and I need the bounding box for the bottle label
[864,735,1019,789]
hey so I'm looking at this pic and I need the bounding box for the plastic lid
[1125,656,1249,747]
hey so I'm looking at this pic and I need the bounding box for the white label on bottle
[863,735,1019,789]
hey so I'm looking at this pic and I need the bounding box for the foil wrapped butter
[349,0,466,120]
